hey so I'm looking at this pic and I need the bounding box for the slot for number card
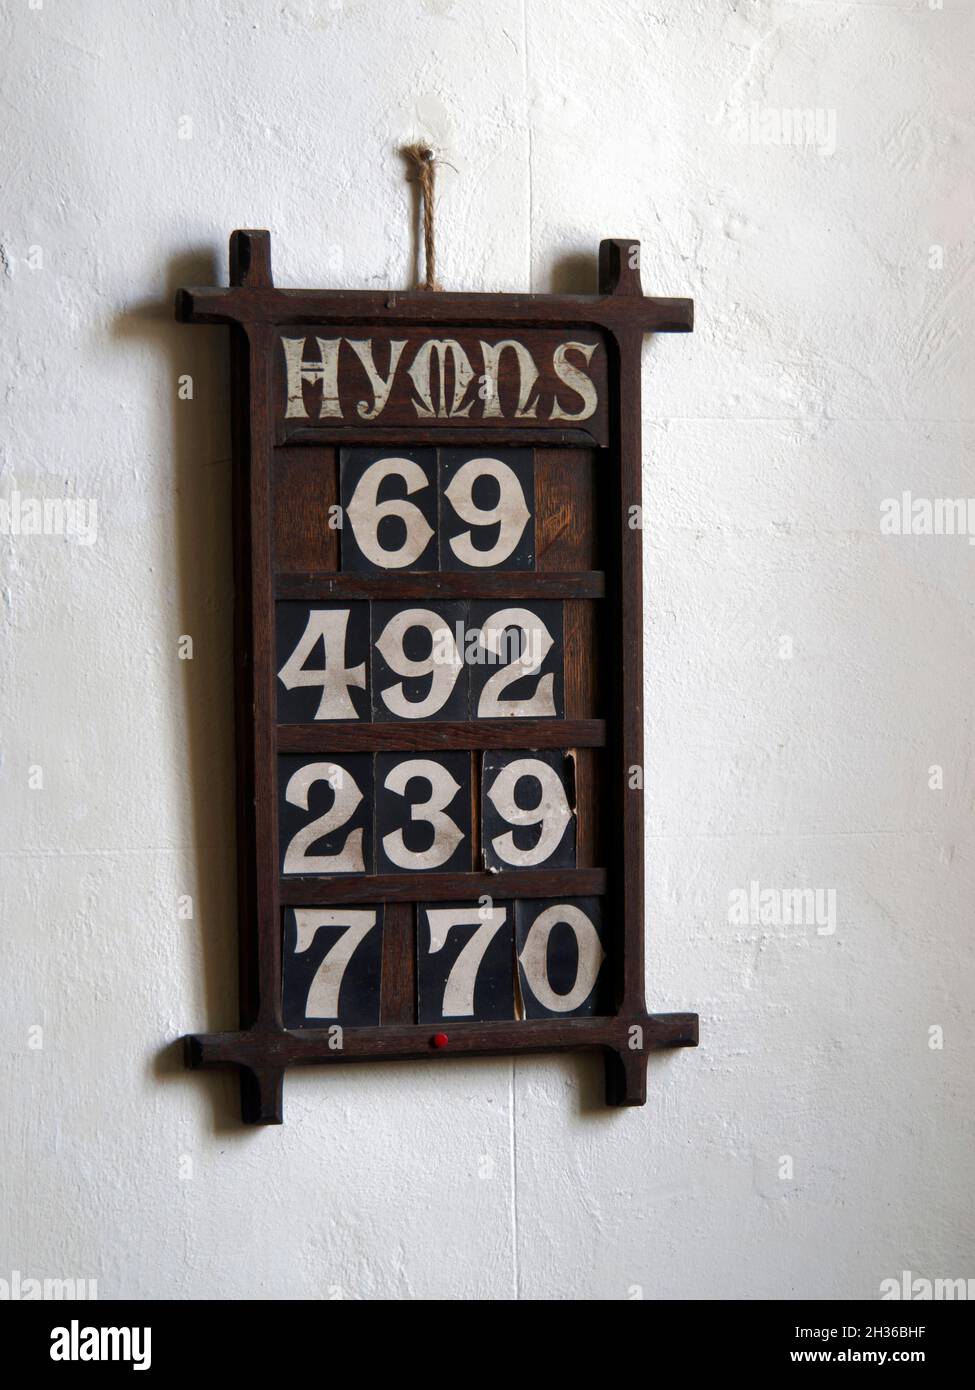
[340,447,438,572]
[282,906,384,1027]
[439,448,535,571]
[275,601,370,724]
[480,750,576,870]
[469,600,564,718]
[278,753,374,875]
[375,752,472,874]
[416,901,515,1023]
[515,898,608,1018]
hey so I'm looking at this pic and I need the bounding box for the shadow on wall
[548,254,598,295]
[115,246,241,1131]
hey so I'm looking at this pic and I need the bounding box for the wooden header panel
[274,328,609,444]
[176,230,698,1125]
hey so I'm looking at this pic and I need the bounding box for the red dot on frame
[432,1033,449,1049]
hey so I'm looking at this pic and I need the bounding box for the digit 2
[277,753,374,875]
[468,600,564,718]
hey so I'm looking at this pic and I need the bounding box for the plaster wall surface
[1,0,972,1300]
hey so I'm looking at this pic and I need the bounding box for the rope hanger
[403,142,442,292]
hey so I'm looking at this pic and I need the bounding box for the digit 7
[416,901,515,1022]
[282,907,384,1027]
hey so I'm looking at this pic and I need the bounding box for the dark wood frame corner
[176,229,698,1124]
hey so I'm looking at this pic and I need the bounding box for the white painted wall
[2,0,972,1301]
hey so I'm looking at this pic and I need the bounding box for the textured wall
[1,0,972,1301]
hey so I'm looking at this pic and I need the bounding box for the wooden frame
[176,230,698,1123]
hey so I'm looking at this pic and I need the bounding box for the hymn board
[177,231,698,1123]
